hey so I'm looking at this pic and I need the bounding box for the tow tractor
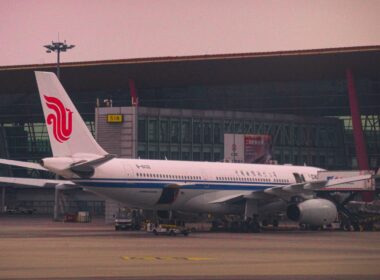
[148,222,189,236]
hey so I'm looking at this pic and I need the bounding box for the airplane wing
[0,176,76,188]
[0,158,48,171]
[208,193,247,204]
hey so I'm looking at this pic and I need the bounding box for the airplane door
[293,173,305,183]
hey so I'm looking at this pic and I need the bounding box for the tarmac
[0,215,380,280]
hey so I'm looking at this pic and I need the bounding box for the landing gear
[244,200,261,233]
[250,218,261,233]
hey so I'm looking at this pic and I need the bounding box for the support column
[128,79,139,107]
[54,187,59,221]
[346,69,372,201]
[1,187,5,213]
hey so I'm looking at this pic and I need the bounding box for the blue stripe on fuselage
[74,178,277,191]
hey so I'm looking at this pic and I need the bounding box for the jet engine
[286,199,337,226]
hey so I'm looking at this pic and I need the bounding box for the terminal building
[0,46,379,217]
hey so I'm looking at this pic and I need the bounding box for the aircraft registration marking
[121,256,215,261]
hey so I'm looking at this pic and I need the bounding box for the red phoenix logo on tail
[44,95,73,143]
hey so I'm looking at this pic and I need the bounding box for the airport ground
[0,215,380,280]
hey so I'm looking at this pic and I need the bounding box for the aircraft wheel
[272,219,279,228]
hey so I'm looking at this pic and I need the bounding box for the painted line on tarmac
[121,256,215,261]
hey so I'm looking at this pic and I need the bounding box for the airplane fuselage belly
[80,183,244,214]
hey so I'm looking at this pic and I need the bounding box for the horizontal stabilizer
[0,158,48,171]
[0,176,76,188]
[70,154,115,176]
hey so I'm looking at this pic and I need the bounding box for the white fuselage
[72,158,323,214]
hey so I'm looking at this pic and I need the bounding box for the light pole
[44,40,75,80]
[44,42,74,221]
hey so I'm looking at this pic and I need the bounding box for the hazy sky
[1,0,379,66]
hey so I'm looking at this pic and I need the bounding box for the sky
[0,0,379,66]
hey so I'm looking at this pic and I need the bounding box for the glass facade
[0,122,95,177]
[136,110,346,169]
[1,77,379,171]
[340,115,380,169]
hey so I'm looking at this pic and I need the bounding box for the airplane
[0,71,373,231]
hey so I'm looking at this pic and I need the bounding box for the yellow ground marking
[121,256,215,261]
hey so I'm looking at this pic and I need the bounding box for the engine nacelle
[287,199,337,226]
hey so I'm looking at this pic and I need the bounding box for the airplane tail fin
[35,71,107,157]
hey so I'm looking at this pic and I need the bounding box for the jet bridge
[316,170,376,231]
